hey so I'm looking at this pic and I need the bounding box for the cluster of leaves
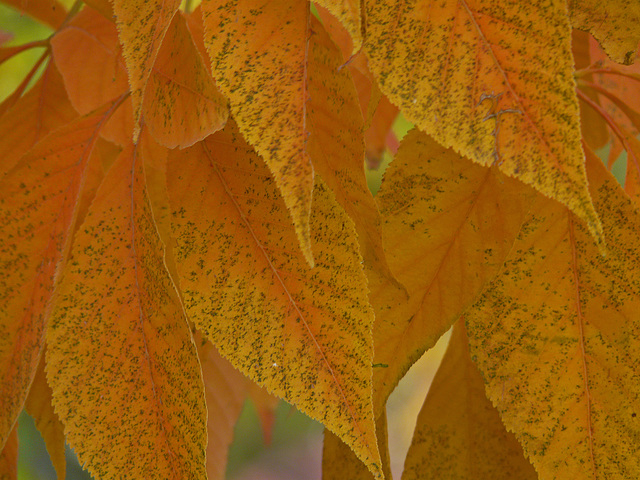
[1,0,640,478]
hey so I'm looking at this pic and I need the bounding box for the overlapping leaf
[0,424,17,480]
[143,12,228,148]
[47,143,207,480]
[569,0,640,65]
[195,333,248,480]
[166,122,382,479]
[112,0,180,137]
[51,6,133,145]
[25,354,66,480]
[202,0,315,266]
[314,0,362,52]
[0,61,77,176]
[373,129,533,410]
[403,321,536,480]
[0,103,116,450]
[466,149,640,479]
[365,0,604,249]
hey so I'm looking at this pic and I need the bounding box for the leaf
[51,6,133,146]
[322,413,392,480]
[0,424,17,480]
[306,14,396,288]
[112,0,180,139]
[2,0,66,29]
[202,0,315,266]
[0,61,77,177]
[314,0,362,52]
[24,353,66,480]
[572,30,609,151]
[143,12,228,148]
[365,0,604,250]
[195,332,248,480]
[166,122,383,479]
[0,103,117,450]
[402,321,537,480]
[46,142,207,480]
[373,129,533,410]
[83,0,114,21]
[465,148,640,479]
[247,382,279,446]
[569,0,640,65]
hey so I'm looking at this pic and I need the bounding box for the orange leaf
[314,0,362,52]
[2,0,66,29]
[572,30,609,151]
[0,102,118,450]
[166,122,383,479]
[569,0,640,65]
[365,0,604,251]
[202,0,315,266]
[247,383,278,446]
[113,0,180,139]
[46,142,207,480]
[373,129,533,410]
[306,14,396,287]
[0,423,17,480]
[51,6,133,146]
[83,0,114,21]
[403,321,537,480]
[195,333,248,480]
[465,149,640,479]
[0,61,77,177]
[25,353,66,480]
[322,413,392,480]
[143,12,228,148]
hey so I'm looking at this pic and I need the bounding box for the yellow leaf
[51,6,134,146]
[314,0,362,52]
[202,0,315,266]
[0,102,118,450]
[306,14,396,287]
[0,424,17,480]
[403,321,537,480]
[166,122,383,479]
[0,61,77,177]
[322,413,392,480]
[465,149,640,479]
[569,0,640,65]
[373,129,533,410]
[365,0,604,250]
[25,353,66,480]
[113,0,180,139]
[46,143,207,480]
[143,12,228,148]
[195,332,248,480]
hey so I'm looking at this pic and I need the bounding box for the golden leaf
[466,149,640,479]
[113,0,180,138]
[403,321,537,480]
[166,122,383,479]
[46,142,207,480]
[25,353,66,480]
[202,0,315,266]
[373,129,532,409]
[314,0,362,52]
[0,103,117,450]
[195,333,248,480]
[365,0,604,250]
[569,0,640,65]
[143,12,228,148]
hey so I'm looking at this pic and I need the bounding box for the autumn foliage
[1,0,640,478]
